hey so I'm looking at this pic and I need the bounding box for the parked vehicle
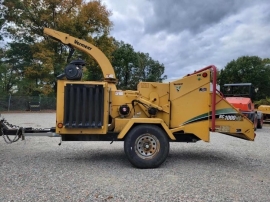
[222,83,263,129]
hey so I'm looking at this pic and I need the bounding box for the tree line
[0,0,166,96]
[218,56,270,102]
[0,0,270,103]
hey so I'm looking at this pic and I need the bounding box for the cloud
[103,0,270,79]
[144,0,250,35]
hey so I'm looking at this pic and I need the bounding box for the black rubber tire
[257,119,263,129]
[124,124,170,169]
[253,114,257,131]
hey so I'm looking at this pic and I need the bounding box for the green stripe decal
[181,108,237,126]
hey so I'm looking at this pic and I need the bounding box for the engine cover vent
[63,84,104,128]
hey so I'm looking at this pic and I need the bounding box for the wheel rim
[135,133,160,159]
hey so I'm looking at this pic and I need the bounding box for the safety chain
[0,119,22,144]
[1,127,22,144]
[1,118,20,129]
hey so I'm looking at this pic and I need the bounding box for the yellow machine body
[44,28,255,143]
[258,105,270,114]
[258,105,270,122]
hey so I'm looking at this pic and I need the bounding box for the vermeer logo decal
[174,83,183,92]
[175,85,181,91]
[74,40,92,50]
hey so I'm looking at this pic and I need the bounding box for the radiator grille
[63,84,104,128]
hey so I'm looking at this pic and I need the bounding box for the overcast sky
[102,0,270,80]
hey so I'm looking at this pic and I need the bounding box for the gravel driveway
[1,113,270,202]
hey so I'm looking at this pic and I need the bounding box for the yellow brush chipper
[0,28,256,168]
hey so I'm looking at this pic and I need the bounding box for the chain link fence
[0,95,56,111]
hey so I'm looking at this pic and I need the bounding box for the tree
[2,0,167,94]
[218,56,270,100]
[112,41,137,89]
[0,62,13,95]
[2,0,113,94]
[111,41,167,90]
[136,52,167,83]
[0,1,8,41]
[0,45,32,95]
[84,33,116,81]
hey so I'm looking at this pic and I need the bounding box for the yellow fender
[117,118,176,140]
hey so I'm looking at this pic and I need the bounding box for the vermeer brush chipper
[0,28,256,168]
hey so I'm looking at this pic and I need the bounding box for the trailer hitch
[0,118,59,144]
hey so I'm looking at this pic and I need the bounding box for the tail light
[57,123,63,128]
[202,72,208,77]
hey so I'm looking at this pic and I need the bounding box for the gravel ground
[1,112,270,202]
